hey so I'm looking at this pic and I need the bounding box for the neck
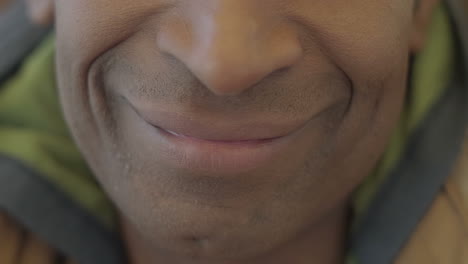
[121,206,349,264]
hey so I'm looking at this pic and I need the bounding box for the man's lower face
[54,0,412,259]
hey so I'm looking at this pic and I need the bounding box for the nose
[157,1,302,96]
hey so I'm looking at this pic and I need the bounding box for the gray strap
[0,155,126,264]
[351,79,467,264]
[0,0,50,82]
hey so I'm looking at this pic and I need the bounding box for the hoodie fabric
[0,1,466,264]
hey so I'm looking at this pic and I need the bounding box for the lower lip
[149,125,293,173]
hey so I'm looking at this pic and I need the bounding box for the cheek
[293,2,412,201]
[54,2,136,73]
[54,1,170,87]
[289,0,413,92]
[311,6,411,144]
[326,27,411,94]
[53,1,168,163]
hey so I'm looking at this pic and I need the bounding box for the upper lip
[131,105,307,142]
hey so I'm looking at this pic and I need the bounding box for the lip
[129,103,307,173]
[160,126,284,144]
[134,105,305,142]
[153,125,292,172]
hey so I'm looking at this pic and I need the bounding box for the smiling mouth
[124,101,307,173]
[130,103,306,142]
[159,127,285,145]
[121,86,348,173]
[147,123,294,173]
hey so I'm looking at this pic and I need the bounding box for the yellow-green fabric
[0,3,455,263]
[0,36,116,229]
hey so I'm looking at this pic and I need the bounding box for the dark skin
[2,0,440,263]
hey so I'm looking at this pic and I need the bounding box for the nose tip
[186,42,301,96]
[157,14,302,96]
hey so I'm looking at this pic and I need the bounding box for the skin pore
[4,0,440,263]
